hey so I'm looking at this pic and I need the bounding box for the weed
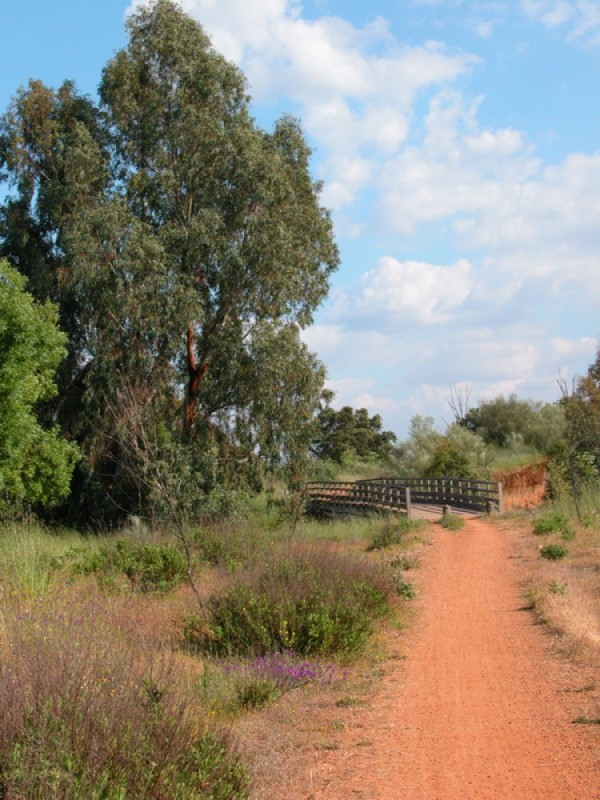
[389,554,420,571]
[395,579,416,600]
[548,580,569,595]
[335,697,368,708]
[533,512,575,540]
[0,603,248,799]
[75,540,187,592]
[573,716,600,725]
[186,545,393,658]
[367,518,422,551]
[438,512,465,531]
[192,523,272,570]
[540,543,569,561]
[0,523,95,596]
[234,677,281,710]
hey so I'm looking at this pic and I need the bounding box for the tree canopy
[0,260,79,513]
[0,0,338,522]
[311,402,397,464]
[460,394,565,453]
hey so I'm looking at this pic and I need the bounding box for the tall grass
[0,522,95,596]
[0,595,248,799]
[544,484,600,528]
[187,543,395,658]
[0,502,425,798]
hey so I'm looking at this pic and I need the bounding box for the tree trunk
[185,322,207,438]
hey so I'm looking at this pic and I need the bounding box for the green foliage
[233,678,281,710]
[423,439,472,479]
[461,394,565,452]
[400,415,442,475]
[193,523,271,570]
[389,554,420,571]
[0,260,79,513]
[311,402,397,464]
[0,604,249,800]
[0,522,93,596]
[186,548,392,657]
[548,580,568,595]
[438,512,466,530]
[366,518,420,551]
[5,718,247,800]
[394,579,416,600]
[75,540,187,592]
[539,543,569,561]
[400,417,489,478]
[0,0,338,523]
[532,511,575,540]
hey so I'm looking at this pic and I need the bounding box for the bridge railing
[305,481,411,518]
[306,476,503,518]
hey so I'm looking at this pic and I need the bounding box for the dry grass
[0,514,427,798]
[528,524,600,663]
[499,509,600,666]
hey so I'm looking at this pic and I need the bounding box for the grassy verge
[502,502,600,665]
[0,510,423,798]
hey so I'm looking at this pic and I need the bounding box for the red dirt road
[306,518,600,799]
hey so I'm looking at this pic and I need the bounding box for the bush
[193,523,271,570]
[438,512,465,531]
[395,579,416,600]
[233,677,281,710]
[367,518,420,551]
[540,543,569,561]
[186,546,392,658]
[75,540,188,592]
[533,512,575,540]
[0,605,248,799]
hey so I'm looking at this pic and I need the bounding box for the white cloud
[521,0,600,46]
[132,0,478,208]
[124,0,599,437]
[301,323,396,369]
[330,257,474,326]
[522,0,575,27]
[549,336,597,360]
[377,91,540,234]
[324,378,399,414]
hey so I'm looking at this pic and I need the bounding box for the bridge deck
[410,503,480,521]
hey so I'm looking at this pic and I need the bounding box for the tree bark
[185,322,207,438]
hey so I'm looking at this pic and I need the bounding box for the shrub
[533,512,575,540]
[367,518,421,551]
[389,555,420,571]
[438,512,465,531]
[233,677,281,710]
[0,604,248,799]
[186,546,392,658]
[395,579,416,600]
[192,524,270,570]
[540,543,569,561]
[548,580,568,595]
[75,540,187,592]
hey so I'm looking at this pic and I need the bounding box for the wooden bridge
[305,476,503,520]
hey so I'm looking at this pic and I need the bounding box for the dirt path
[303,517,600,799]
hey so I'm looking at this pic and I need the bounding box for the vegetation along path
[304,517,600,799]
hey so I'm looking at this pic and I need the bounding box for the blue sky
[3,0,600,438]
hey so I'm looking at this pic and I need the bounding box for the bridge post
[405,487,412,518]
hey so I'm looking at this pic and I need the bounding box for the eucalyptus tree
[0,0,338,522]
